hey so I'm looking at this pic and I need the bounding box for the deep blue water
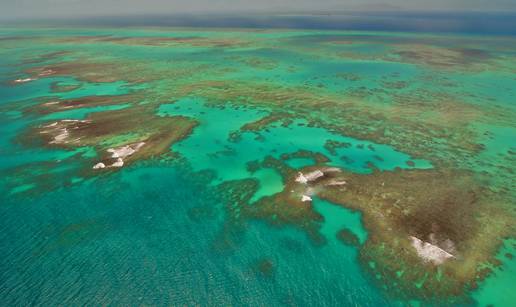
[5,12,516,36]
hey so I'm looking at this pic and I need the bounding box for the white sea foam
[93,162,106,169]
[13,78,35,83]
[410,236,455,265]
[301,195,312,202]
[295,170,324,184]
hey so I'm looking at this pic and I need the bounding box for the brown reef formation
[20,104,196,173]
[56,35,252,49]
[24,60,136,83]
[216,153,515,303]
[24,94,144,115]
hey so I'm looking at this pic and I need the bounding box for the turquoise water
[313,198,368,245]
[158,97,430,207]
[473,239,516,306]
[159,97,431,178]
[0,49,401,307]
[0,61,403,307]
[1,27,515,306]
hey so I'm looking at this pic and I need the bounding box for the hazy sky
[2,0,516,19]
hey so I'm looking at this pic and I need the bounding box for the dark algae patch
[337,228,361,248]
[253,258,275,277]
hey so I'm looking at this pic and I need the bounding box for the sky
[1,0,516,19]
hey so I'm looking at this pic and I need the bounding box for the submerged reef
[26,106,196,171]
[1,28,515,304]
[219,155,514,302]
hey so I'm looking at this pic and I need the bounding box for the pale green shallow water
[0,27,515,306]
